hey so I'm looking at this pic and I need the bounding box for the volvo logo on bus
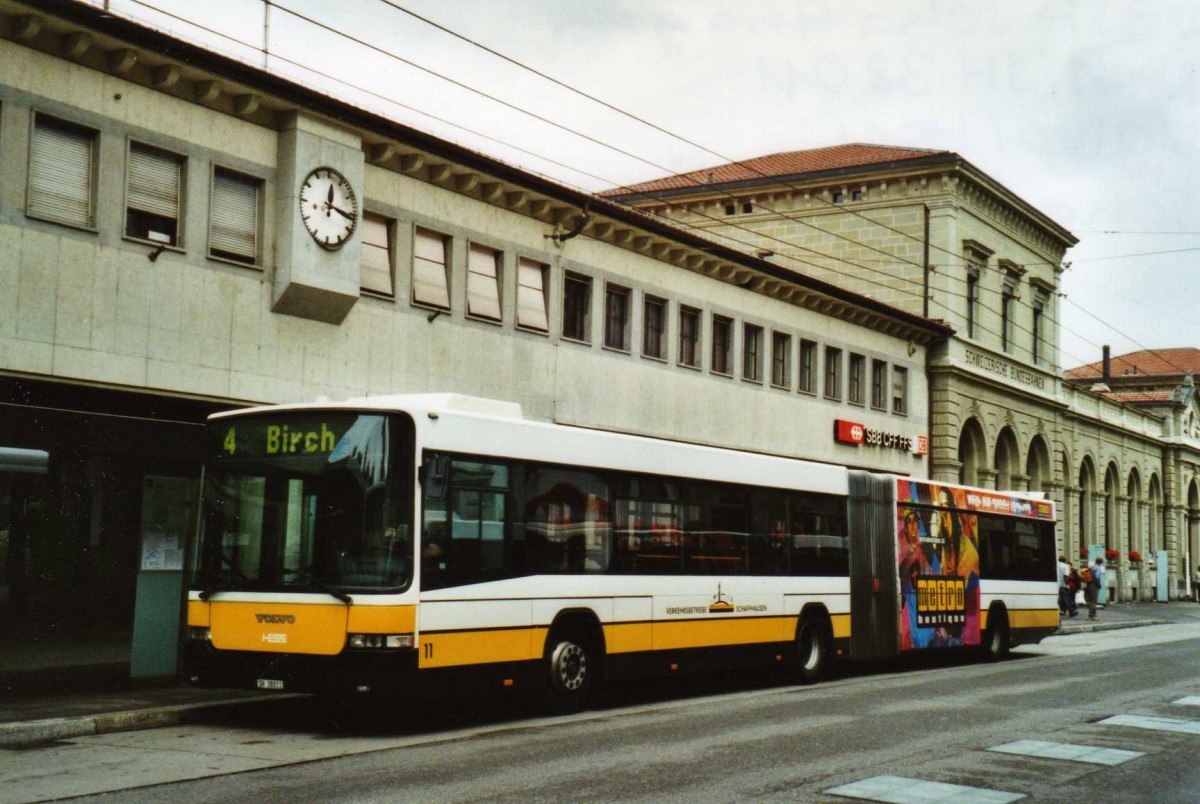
[255,613,296,624]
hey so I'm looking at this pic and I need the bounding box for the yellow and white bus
[184,394,1058,711]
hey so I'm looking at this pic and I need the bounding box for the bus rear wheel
[793,613,830,684]
[982,609,1010,661]
[542,632,594,714]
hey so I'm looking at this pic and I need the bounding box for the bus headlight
[347,633,413,649]
[188,626,212,642]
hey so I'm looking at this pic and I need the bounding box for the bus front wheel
[542,632,594,714]
[794,613,830,684]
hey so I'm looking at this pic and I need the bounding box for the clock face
[298,167,358,250]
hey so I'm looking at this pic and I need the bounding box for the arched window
[1078,457,1096,551]
[1026,435,1051,493]
[1127,469,1142,556]
[994,427,1020,491]
[1148,475,1163,554]
[958,418,987,487]
[1103,462,1120,552]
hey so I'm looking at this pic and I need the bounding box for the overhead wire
[366,0,1192,374]
[117,0,1102,372]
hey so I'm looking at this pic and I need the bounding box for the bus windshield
[195,411,414,594]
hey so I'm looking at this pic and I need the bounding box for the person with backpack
[1064,561,1079,618]
[1083,557,1105,619]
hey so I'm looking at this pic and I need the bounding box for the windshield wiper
[199,553,251,601]
[283,566,352,605]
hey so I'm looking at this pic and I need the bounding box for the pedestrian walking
[1194,567,1200,603]
[1084,557,1106,619]
[1056,556,1070,614]
[1065,561,1079,617]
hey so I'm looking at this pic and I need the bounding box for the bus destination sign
[212,415,354,460]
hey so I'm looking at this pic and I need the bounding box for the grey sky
[103,0,1200,370]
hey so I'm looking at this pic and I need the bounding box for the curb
[1057,618,1169,636]
[0,694,301,749]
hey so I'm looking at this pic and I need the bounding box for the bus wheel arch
[541,609,605,713]
[793,605,832,684]
[982,603,1010,661]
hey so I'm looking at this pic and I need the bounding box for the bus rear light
[188,627,212,642]
[347,633,413,649]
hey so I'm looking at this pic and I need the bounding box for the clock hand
[327,204,354,221]
[326,182,334,206]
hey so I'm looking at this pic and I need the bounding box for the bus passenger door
[847,471,899,659]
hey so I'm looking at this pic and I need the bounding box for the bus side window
[448,460,509,576]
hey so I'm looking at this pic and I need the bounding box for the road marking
[825,775,1024,803]
[988,739,1142,766]
[1099,714,1200,735]
[1171,696,1200,706]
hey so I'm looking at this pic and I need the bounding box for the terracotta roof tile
[1105,390,1175,404]
[1064,348,1200,381]
[602,143,949,197]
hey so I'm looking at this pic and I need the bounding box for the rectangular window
[126,141,183,246]
[966,265,981,339]
[643,295,667,360]
[824,346,842,400]
[604,284,631,351]
[711,315,733,376]
[799,340,817,394]
[771,332,791,388]
[413,227,451,309]
[209,167,260,266]
[562,272,591,342]
[360,213,393,296]
[678,305,701,368]
[1032,299,1044,365]
[1001,284,1015,352]
[743,324,763,382]
[516,257,549,333]
[892,366,909,415]
[871,359,887,409]
[467,243,502,321]
[28,114,97,229]
[848,353,865,404]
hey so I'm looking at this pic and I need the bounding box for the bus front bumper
[183,641,420,697]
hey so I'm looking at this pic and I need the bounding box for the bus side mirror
[423,456,449,500]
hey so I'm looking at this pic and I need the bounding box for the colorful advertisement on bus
[894,480,1051,651]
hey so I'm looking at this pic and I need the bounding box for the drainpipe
[922,205,931,320]
[923,204,935,480]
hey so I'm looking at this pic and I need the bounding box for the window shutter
[128,143,181,219]
[467,244,501,320]
[210,170,258,262]
[516,257,548,332]
[28,117,94,227]
[413,228,450,308]
[360,213,393,295]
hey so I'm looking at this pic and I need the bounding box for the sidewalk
[0,683,299,748]
[3,600,1199,748]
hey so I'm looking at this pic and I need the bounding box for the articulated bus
[184,394,1058,711]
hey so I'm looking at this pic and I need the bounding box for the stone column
[1045,480,1066,556]
[1063,484,1081,561]
[976,467,999,490]
[1008,473,1030,493]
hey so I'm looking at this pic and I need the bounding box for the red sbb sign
[834,419,928,456]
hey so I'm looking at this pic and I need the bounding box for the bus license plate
[257,678,285,690]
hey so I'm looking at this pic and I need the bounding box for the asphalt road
[11,624,1200,803]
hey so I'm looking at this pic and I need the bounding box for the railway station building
[607,146,1200,602]
[0,1,943,688]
